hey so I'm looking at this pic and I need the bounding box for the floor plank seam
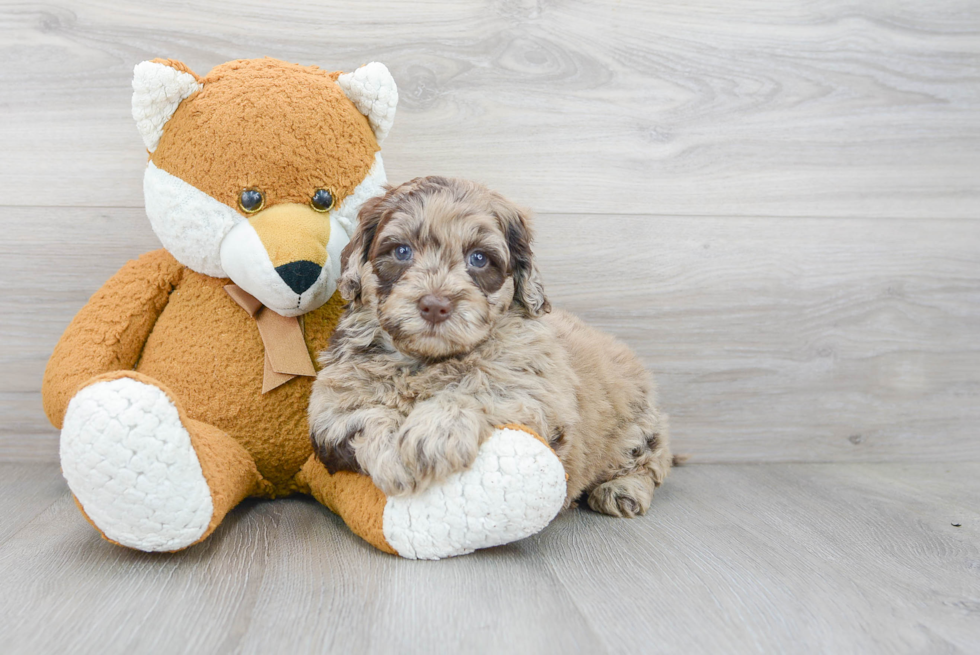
[0,489,70,550]
[536,552,620,655]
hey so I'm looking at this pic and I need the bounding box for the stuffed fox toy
[41,58,566,559]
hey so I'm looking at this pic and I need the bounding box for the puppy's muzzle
[418,294,454,324]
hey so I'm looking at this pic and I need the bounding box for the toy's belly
[136,270,345,491]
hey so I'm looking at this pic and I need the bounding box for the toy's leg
[60,371,265,552]
[297,425,567,560]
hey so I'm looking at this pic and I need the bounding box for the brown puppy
[308,176,672,517]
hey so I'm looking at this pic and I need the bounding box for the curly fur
[309,177,672,515]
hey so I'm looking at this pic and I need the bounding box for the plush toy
[41,58,566,559]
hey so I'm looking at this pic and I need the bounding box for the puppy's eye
[394,245,413,261]
[467,250,489,268]
[239,189,265,213]
[311,189,335,212]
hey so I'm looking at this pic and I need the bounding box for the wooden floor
[1,0,978,653]
[1,462,977,654]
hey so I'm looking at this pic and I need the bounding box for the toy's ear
[338,194,387,302]
[132,59,202,152]
[337,62,399,143]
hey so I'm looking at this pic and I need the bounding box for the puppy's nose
[418,294,453,324]
[275,260,321,294]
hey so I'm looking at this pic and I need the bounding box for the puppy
[308,176,672,517]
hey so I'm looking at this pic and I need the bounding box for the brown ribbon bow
[225,285,317,393]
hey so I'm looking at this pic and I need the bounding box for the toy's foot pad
[382,427,566,560]
[60,378,213,552]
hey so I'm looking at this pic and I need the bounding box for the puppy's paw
[359,444,420,497]
[587,475,655,518]
[312,436,361,475]
[393,400,489,494]
[310,406,402,475]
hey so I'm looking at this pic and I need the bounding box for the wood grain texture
[0,463,64,545]
[2,2,978,653]
[0,462,976,654]
[532,461,980,654]
[4,207,978,462]
[535,213,980,463]
[0,0,977,217]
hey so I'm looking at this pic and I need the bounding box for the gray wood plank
[0,395,58,460]
[235,498,606,655]
[0,462,64,545]
[0,495,289,654]
[0,462,976,654]
[4,207,978,463]
[535,213,980,464]
[0,473,603,655]
[530,462,980,654]
[0,0,977,217]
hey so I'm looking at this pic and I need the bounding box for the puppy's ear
[339,195,386,301]
[491,194,551,317]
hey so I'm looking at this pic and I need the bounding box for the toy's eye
[239,189,265,213]
[394,245,413,261]
[311,189,335,212]
[467,250,488,268]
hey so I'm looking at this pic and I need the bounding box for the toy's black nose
[275,260,321,295]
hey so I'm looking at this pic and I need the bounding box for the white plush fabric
[332,152,387,238]
[382,428,567,560]
[145,154,385,312]
[144,161,243,278]
[324,212,348,298]
[338,63,399,143]
[132,61,201,152]
[219,217,340,318]
[60,378,214,552]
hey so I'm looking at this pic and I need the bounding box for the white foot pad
[382,427,566,560]
[60,378,214,552]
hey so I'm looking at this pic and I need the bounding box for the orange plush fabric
[43,57,398,554]
[43,57,567,559]
[151,58,378,211]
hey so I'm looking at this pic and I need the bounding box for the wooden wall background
[1,0,978,464]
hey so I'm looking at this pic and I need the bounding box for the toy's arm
[42,249,185,428]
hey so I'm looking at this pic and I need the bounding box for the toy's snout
[219,201,344,317]
[249,204,331,295]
